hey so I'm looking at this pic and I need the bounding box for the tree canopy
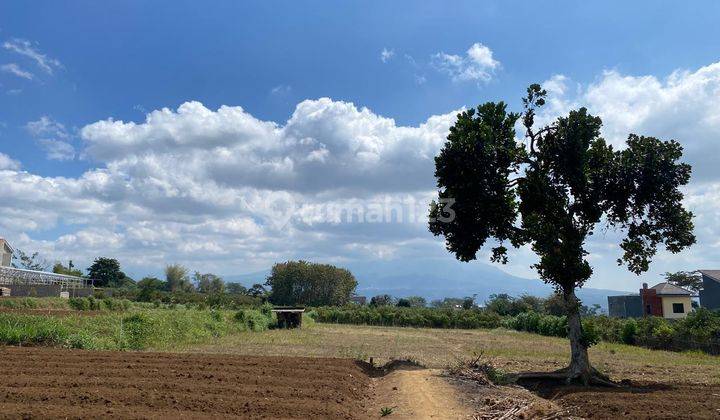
[87,257,132,287]
[265,260,357,306]
[429,85,695,384]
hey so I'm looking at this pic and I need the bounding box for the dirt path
[368,368,474,419]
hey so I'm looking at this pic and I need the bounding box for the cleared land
[185,323,720,418]
[0,347,371,419]
[2,313,720,418]
[187,322,720,385]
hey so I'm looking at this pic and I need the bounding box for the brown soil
[0,347,372,419]
[517,378,720,419]
[2,345,718,419]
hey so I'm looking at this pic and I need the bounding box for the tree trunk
[564,288,592,384]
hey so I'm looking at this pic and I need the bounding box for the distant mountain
[225,258,629,311]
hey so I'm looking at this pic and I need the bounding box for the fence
[0,266,92,290]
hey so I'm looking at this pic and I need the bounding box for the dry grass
[179,322,720,384]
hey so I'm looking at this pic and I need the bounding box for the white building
[0,238,12,267]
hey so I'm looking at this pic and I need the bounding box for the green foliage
[429,84,696,370]
[165,264,194,292]
[67,297,132,311]
[194,272,225,294]
[315,306,502,329]
[87,257,133,288]
[52,261,83,277]
[265,260,357,306]
[396,296,426,308]
[0,306,271,350]
[485,294,544,316]
[225,282,248,295]
[621,319,638,344]
[664,271,702,294]
[11,249,50,271]
[370,294,394,307]
[380,407,394,417]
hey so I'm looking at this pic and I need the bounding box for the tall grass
[0,307,275,350]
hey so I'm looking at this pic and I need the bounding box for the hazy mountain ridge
[225,258,629,310]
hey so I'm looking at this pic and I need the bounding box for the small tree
[137,277,166,301]
[12,249,50,271]
[194,272,225,294]
[664,271,702,294]
[248,283,267,298]
[429,85,695,384]
[226,282,248,295]
[370,294,394,307]
[165,264,192,292]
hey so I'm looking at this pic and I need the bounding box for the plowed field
[0,347,371,419]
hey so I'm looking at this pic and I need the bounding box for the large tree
[265,260,357,306]
[429,85,695,384]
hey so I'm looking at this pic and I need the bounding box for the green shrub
[621,319,638,344]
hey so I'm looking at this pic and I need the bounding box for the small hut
[271,307,305,329]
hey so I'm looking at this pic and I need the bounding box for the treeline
[314,297,720,355]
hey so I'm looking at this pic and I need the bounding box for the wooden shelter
[271,307,305,329]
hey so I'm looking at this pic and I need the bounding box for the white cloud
[0,153,20,170]
[27,116,69,139]
[270,85,291,95]
[26,116,75,161]
[432,42,500,84]
[1,63,33,80]
[0,98,458,275]
[3,38,62,75]
[380,48,395,63]
[4,61,720,289]
[81,98,456,194]
[38,139,76,161]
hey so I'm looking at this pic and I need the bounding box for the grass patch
[0,307,274,350]
[0,297,71,310]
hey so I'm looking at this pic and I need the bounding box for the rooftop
[699,270,720,283]
[650,282,692,296]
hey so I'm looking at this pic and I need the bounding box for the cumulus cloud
[1,98,457,274]
[3,38,62,75]
[1,63,33,80]
[539,62,720,183]
[81,98,456,194]
[4,61,720,287]
[432,42,500,83]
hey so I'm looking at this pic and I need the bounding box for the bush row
[314,306,502,329]
[68,297,133,311]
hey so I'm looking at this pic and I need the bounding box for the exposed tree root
[512,366,621,388]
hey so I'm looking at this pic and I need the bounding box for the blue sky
[2,1,720,291]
